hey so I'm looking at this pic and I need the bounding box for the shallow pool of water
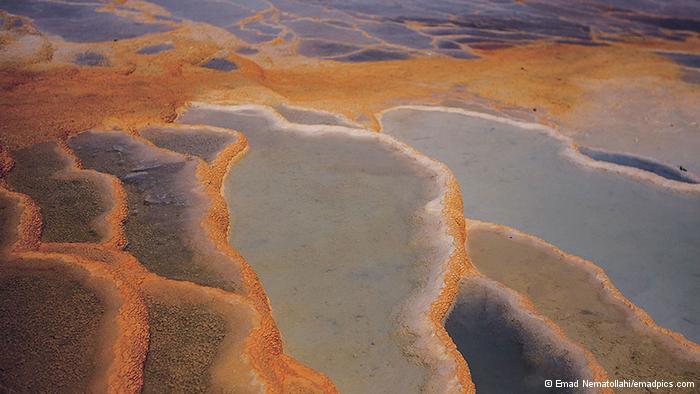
[382,107,700,343]
[578,146,698,184]
[466,225,700,386]
[179,105,441,393]
[446,276,587,394]
[69,131,243,292]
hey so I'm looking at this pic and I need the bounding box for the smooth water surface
[180,106,437,394]
[467,226,700,385]
[446,277,584,394]
[382,108,700,343]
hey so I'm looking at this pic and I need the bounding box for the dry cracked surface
[1,0,699,393]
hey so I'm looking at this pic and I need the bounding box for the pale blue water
[179,106,436,394]
[383,108,700,343]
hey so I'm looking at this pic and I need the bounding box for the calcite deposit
[1,1,699,393]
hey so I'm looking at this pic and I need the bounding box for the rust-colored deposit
[0,183,41,252]
[1,125,337,392]
[428,176,475,393]
[2,13,699,392]
[1,30,692,150]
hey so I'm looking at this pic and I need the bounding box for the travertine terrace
[466,222,700,388]
[1,0,699,393]
[381,107,700,342]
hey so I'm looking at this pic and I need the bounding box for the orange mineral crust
[0,31,688,150]
[0,185,40,253]
[256,44,682,127]
[427,176,474,393]
[1,10,698,392]
[2,128,336,392]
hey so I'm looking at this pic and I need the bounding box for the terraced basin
[179,105,454,393]
[382,107,700,343]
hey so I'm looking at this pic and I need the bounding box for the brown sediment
[0,252,148,393]
[467,220,700,359]
[0,144,13,177]
[35,244,263,393]
[0,186,28,254]
[54,140,128,249]
[5,141,116,243]
[69,130,247,291]
[139,277,259,393]
[0,184,41,252]
[38,242,149,287]
[137,124,337,393]
[0,258,105,392]
[2,123,335,392]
